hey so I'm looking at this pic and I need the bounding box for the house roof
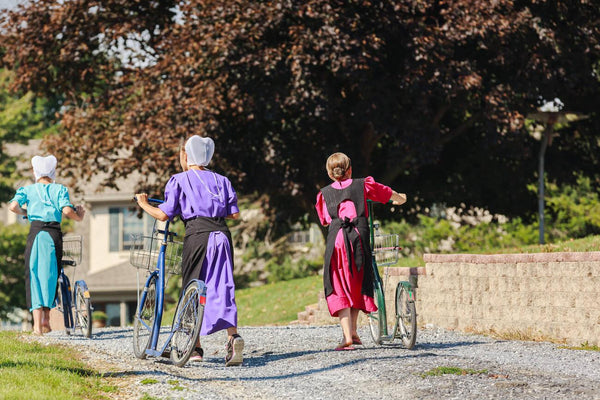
[85,261,142,293]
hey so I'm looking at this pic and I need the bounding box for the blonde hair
[326,152,351,181]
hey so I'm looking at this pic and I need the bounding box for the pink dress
[315,176,392,316]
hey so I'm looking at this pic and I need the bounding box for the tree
[1,1,599,232]
[0,69,57,203]
[0,223,27,319]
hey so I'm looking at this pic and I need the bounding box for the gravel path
[26,325,600,400]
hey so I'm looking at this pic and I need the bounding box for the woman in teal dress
[9,155,85,335]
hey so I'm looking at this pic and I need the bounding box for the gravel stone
[25,325,600,399]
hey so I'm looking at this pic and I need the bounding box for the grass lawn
[235,275,322,326]
[0,331,118,400]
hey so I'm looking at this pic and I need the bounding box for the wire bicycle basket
[373,233,400,266]
[62,235,83,266]
[129,233,183,275]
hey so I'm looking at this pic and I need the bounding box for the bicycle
[367,200,417,349]
[130,197,207,367]
[55,234,93,338]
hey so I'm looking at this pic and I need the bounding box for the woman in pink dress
[315,152,406,350]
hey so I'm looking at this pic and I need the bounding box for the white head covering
[31,155,57,182]
[185,135,214,167]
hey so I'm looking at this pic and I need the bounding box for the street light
[527,111,588,244]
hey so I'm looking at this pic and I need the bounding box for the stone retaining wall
[407,252,600,346]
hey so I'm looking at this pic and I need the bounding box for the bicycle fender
[398,281,415,300]
[75,280,91,299]
[186,279,207,305]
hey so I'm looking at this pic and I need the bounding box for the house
[1,139,155,327]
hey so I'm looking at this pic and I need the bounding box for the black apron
[181,216,233,289]
[24,221,63,310]
[320,178,374,298]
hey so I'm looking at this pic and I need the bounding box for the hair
[326,152,351,181]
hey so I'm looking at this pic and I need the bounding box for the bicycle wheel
[368,279,385,345]
[133,274,158,359]
[170,280,205,367]
[73,281,92,338]
[57,274,74,335]
[395,283,417,349]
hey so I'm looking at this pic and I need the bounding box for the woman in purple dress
[135,135,243,366]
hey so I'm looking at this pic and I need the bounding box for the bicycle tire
[170,280,205,367]
[133,274,158,359]
[73,281,92,338]
[395,283,417,349]
[57,274,74,335]
[368,279,385,345]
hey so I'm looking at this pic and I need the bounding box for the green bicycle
[367,200,417,349]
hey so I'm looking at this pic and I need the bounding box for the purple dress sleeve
[224,177,239,216]
[159,176,182,219]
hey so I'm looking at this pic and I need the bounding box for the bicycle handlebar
[133,196,164,205]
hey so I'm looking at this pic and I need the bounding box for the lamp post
[528,111,588,244]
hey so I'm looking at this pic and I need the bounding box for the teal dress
[11,183,73,311]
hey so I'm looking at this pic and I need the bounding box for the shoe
[189,347,203,362]
[225,334,244,366]
[42,325,52,334]
[351,335,362,346]
[335,341,356,351]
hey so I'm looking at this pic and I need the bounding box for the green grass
[471,234,600,254]
[0,331,117,400]
[235,274,322,326]
[421,366,488,378]
[558,341,600,351]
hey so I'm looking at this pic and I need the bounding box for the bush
[0,223,28,318]
[381,174,599,256]
[542,174,600,239]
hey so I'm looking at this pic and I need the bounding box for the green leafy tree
[0,223,27,318]
[0,69,58,203]
[1,1,599,232]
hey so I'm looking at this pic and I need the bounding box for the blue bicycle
[130,198,207,367]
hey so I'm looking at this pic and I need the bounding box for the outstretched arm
[135,193,169,222]
[63,205,86,221]
[390,191,407,206]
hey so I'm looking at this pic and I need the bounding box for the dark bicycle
[367,200,417,349]
[55,235,93,338]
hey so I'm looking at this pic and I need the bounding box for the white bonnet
[31,155,57,182]
[185,135,214,167]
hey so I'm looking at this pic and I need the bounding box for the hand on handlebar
[75,205,86,218]
[391,192,407,206]
[134,193,149,205]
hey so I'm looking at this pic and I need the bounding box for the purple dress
[159,169,239,335]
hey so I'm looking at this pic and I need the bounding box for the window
[109,207,152,252]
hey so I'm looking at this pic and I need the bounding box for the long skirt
[25,228,60,311]
[185,231,238,336]
[326,231,377,317]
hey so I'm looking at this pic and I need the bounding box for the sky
[0,0,20,10]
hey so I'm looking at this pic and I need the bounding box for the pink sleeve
[364,176,393,203]
[315,191,332,225]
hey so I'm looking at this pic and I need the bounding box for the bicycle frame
[134,198,207,360]
[368,200,389,337]
[367,199,417,346]
[138,218,174,357]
